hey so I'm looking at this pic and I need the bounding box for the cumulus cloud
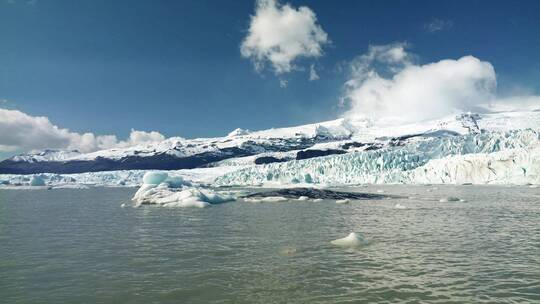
[241,0,329,75]
[424,18,453,33]
[0,108,166,153]
[342,43,498,123]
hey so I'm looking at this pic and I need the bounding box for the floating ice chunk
[336,199,350,204]
[439,196,461,202]
[261,196,288,202]
[120,203,127,208]
[376,189,385,193]
[243,197,262,203]
[142,172,168,185]
[30,176,45,186]
[331,233,366,247]
[297,196,309,201]
[313,198,323,202]
[394,203,407,209]
[131,179,235,208]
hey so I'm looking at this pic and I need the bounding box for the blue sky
[1,0,539,148]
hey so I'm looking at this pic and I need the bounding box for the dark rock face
[296,149,347,160]
[341,142,366,149]
[254,156,289,165]
[0,148,253,174]
[244,187,392,200]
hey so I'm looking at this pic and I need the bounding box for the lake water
[1,185,539,303]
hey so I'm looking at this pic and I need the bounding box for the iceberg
[131,172,235,208]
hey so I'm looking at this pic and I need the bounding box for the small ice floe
[336,199,350,204]
[261,196,288,202]
[120,203,127,208]
[243,197,262,203]
[331,232,367,248]
[529,185,539,188]
[297,196,309,201]
[132,172,235,208]
[312,198,323,202]
[439,196,462,203]
[376,189,385,193]
[394,203,407,209]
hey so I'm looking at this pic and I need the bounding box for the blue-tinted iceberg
[30,176,46,186]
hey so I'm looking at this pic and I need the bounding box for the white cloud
[425,18,453,33]
[279,79,288,88]
[342,43,499,123]
[241,0,329,75]
[309,64,319,81]
[0,108,166,153]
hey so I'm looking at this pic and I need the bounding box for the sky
[1,0,540,158]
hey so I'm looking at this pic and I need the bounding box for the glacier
[1,110,540,188]
[215,129,540,186]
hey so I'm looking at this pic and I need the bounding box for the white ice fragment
[243,198,262,203]
[439,196,461,202]
[142,172,168,185]
[261,196,288,202]
[336,199,350,204]
[313,198,323,202]
[331,233,366,247]
[394,203,407,209]
[376,189,385,193]
[297,196,309,201]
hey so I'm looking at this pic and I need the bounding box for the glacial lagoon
[1,185,539,303]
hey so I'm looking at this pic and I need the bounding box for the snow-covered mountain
[0,119,354,174]
[1,109,539,186]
